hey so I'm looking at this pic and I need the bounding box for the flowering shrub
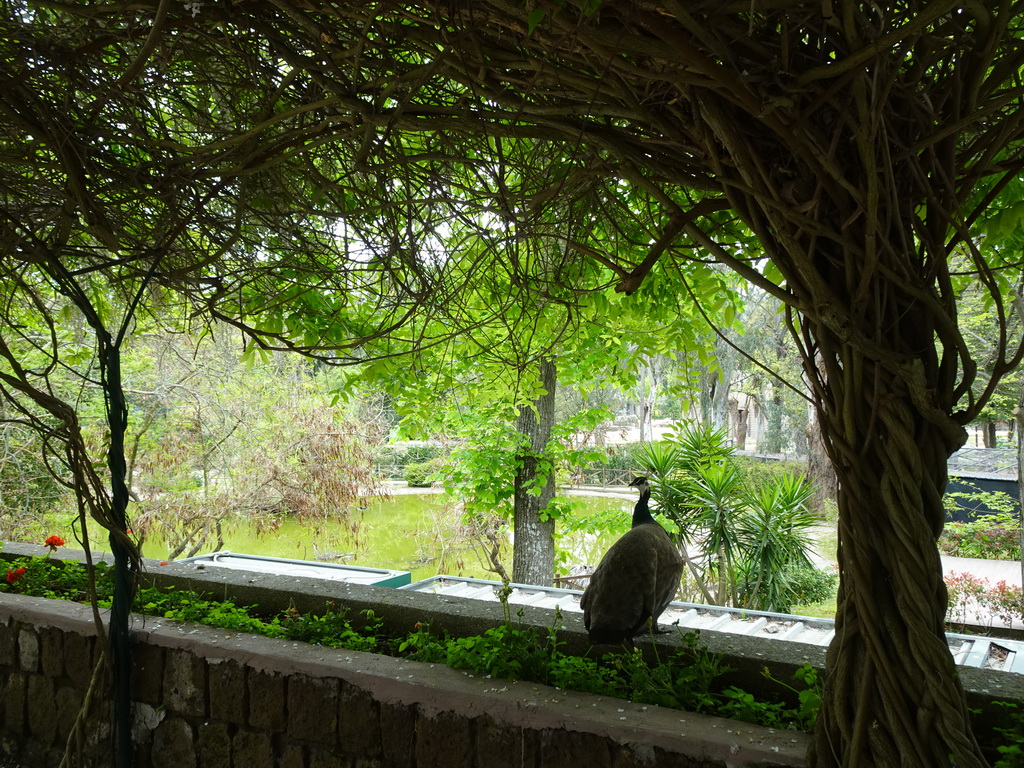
[945,571,1024,629]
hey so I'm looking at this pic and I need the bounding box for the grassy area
[790,598,837,620]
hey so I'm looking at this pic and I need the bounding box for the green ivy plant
[1,553,818,732]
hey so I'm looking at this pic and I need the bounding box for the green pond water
[129,492,634,584]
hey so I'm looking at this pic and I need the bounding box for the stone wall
[0,593,807,768]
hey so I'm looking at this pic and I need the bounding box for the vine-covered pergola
[3,1,1024,766]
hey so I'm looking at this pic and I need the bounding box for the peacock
[580,476,683,644]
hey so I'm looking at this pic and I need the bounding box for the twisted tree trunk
[803,321,978,766]
[683,60,990,758]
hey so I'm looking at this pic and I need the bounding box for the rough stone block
[474,714,534,768]
[612,743,697,768]
[287,674,338,744]
[38,626,64,677]
[196,721,232,766]
[415,710,472,768]
[2,672,26,734]
[232,727,274,768]
[152,715,197,768]
[132,700,165,750]
[539,728,613,768]
[338,683,381,757]
[26,675,56,743]
[0,619,16,666]
[249,668,286,732]
[308,745,348,768]
[131,641,164,705]
[19,738,63,768]
[379,700,415,768]
[54,684,85,743]
[84,699,113,757]
[164,648,207,718]
[17,628,38,673]
[209,658,247,723]
[279,743,306,768]
[64,631,97,689]
[133,739,153,768]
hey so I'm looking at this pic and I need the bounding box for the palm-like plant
[687,461,745,605]
[629,421,826,610]
[736,473,818,611]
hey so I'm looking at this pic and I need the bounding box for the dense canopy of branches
[3,1,1024,766]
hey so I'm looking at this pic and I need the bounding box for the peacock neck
[631,488,657,528]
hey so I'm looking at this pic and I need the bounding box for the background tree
[120,331,386,560]
[353,244,733,584]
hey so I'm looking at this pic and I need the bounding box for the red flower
[44,535,65,552]
[6,567,26,584]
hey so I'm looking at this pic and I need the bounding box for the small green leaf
[527,9,545,33]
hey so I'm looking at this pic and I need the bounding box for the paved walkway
[942,554,1024,634]
[943,555,1022,587]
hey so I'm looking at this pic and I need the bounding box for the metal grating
[401,575,1024,674]
[177,551,411,587]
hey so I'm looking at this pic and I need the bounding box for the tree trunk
[700,340,733,431]
[806,330,981,767]
[806,399,838,519]
[1017,392,1024,598]
[982,419,997,448]
[637,356,658,443]
[512,358,557,586]
[731,397,748,449]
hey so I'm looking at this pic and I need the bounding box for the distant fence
[566,467,637,488]
[377,463,640,488]
[948,446,1018,477]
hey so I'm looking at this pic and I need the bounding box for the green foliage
[8,556,822,731]
[376,443,448,478]
[281,606,384,652]
[116,332,388,560]
[403,462,436,487]
[441,409,522,520]
[945,571,1024,629]
[736,473,818,612]
[400,605,762,722]
[940,512,1021,561]
[1,556,113,602]
[732,456,809,491]
[782,565,839,607]
[0,420,68,530]
[666,422,736,471]
[993,701,1024,767]
[723,664,821,732]
[944,481,1019,518]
